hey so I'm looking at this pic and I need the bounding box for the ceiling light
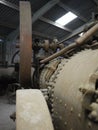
[55,11,77,26]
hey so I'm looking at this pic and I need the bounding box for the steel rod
[40,23,98,64]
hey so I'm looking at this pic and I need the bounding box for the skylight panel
[55,11,78,26]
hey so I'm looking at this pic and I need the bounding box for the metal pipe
[40,23,98,64]
[11,50,19,64]
[0,67,16,84]
[75,23,98,44]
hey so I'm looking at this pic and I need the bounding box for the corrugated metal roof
[7,0,19,5]
[30,0,49,12]
[43,24,70,39]
[43,5,67,21]
[65,18,84,30]
[0,0,97,41]
[62,0,96,20]
[0,4,19,27]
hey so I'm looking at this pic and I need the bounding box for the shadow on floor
[0,96,16,130]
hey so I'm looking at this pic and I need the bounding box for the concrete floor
[0,96,16,130]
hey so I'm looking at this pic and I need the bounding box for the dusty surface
[0,96,16,130]
[16,89,54,130]
[52,49,98,130]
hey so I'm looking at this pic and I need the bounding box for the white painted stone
[16,89,54,130]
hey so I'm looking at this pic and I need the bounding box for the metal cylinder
[40,48,98,130]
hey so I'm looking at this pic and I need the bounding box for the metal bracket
[80,70,98,122]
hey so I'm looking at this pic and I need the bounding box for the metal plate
[50,49,98,130]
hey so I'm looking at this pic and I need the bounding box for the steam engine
[39,48,98,130]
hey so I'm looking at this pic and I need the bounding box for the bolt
[70,107,73,113]
[53,81,56,83]
[48,86,51,90]
[55,76,57,79]
[52,86,55,88]
[55,111,58,114]
[51,94,54,98]
[64,122,67,126]
[50,99,54,103]
[64,104,67,108]
[60,68,62,70]
[78,113,81,119]
[57,72,60,74]
[59,116,62,120]
[51,109,54,112]
[89,110,97,119]
[56,97,58,100]
[51,104,54,107]
[88,122,92,128]
[60,99,62,103]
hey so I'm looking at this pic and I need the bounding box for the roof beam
[0,20,54,39]
[0,0,72,38]
[32,31,54,39]
[40,17,72,32]
[58,2,88,23]
[5,0,60,41]
[0,21,16,29]
[0,0,19,10]
[0,21,53,39]
[32,0,60,23]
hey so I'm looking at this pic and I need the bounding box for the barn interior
[0,0,98,130]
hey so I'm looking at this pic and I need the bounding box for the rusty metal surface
[39,59,61,88]
[40,23,98,64]
[40,43,76,64]
[20,1,32,88]
[50,49,98,130]
[40,49,98,130]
